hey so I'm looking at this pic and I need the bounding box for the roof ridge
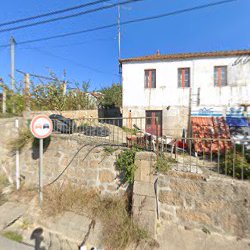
[120,49,250,63]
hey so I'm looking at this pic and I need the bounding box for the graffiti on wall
[191,107,223,117]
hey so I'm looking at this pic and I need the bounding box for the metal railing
[50,116,250,181]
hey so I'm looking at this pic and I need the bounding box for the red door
[145,111,162,136]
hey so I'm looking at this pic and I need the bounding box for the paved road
[0,235,34,250]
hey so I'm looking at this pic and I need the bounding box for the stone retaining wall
[132,152,157,237]
[158,171,250,238]
[20,136,125,195]
[23,110,99,121]
[132,151,250,239]
[0,118,23,183]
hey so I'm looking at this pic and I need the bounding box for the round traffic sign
[30,115,53,139]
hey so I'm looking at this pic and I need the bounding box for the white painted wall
[122,56,250,110]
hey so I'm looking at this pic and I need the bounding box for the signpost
[30,115,53,205]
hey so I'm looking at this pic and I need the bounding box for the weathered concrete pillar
[132,152,157,238]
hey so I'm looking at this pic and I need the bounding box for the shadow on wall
[32,137,51,160]
[98,107,122,119]
[98,107,123,127]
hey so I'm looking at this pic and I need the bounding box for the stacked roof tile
[191,117,232,153]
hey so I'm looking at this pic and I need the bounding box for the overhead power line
[23,46,120,76]
[0,0,143,33]
[19,36,116,50]
[0,0,112,27]
[0,0,236,47]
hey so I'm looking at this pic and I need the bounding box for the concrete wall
[122,55,250,136]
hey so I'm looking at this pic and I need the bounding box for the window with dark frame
[214,66,227,87]
[178,68,190,88]
[144,69,156,88]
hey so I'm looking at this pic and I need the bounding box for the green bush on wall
[220,150,250,180]
[116,148,141,184]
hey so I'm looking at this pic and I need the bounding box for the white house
[120,50,250,137]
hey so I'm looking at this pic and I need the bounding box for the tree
[100,83,122,108]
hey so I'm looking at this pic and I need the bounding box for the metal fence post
[15,118,20,190]
[39,138,43,205]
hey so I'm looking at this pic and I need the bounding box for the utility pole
[10,36,16,91]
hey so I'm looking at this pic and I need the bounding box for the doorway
[145,110,162,136]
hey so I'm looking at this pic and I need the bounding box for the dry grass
[10,186,37,203]
[9,128,33,153]
[0,174,9,205]
[0,174,9,190]
[43,183,99,217]
[155,153,177,174]
[43,183,152,250]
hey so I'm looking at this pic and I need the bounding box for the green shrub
[2,231,23,243]
[122,126,138,135]
[220,150,250,179]
[116,148,141,184]
[9,128,33,153]
[103,146,117,155]
[155,153,177,174]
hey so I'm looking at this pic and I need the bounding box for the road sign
[30,114,53,205]
[30,115,53,139]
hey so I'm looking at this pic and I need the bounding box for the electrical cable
[22,46,120,76]
[0,0,143,33]
[0,0,236,48]
[0,0,112,27]
[45,143,124,186]
[18,36,116,50]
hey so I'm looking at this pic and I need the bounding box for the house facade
[120,50,250,137]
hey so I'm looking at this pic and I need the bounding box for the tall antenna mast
[118,1,121,60]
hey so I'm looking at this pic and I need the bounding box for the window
[145,69,156,88]
[178,68,190,88]
[214,66,227,86]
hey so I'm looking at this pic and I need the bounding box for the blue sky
[0,0,249,90]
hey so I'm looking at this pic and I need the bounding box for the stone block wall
[122,106,189,137]
[133,151,250,240]
[158,171,250,238]
[18,136,126,196]
[132,152,157,237]
[23,110,99,122]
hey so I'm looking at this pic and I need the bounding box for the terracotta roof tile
[191,117,232,153]
[120,49,250,63]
